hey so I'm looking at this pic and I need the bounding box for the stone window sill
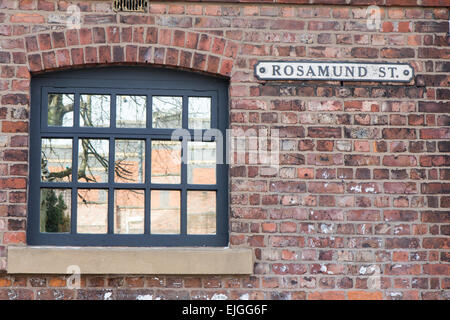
[7,246,253,275]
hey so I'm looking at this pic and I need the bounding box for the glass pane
[77,189,108,234]
[188,97,211,129]
[151,190,180,234]
[114,189,145,234]
[151,140,181,184]
[78,139,109,183]
[116,95,146,128]
[187,141,216,184]
[187,191,216,235]
[41,138,72,182]
[152,96,182,128]
[80,94,110,127]
[48,93,74,127]
[115,140,145,183]
[40,188,71,233]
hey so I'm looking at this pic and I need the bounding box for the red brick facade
[0,0,449,300]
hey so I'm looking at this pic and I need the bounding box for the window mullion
[180,133,188,236]
[145,138,151,235]
[73,92,80,129]
[180,96,189,235]
[70,135,79,235]
[111,93,116,129]
[107,137,115,234]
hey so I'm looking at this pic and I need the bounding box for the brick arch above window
[23,26,238,77]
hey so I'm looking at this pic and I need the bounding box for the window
[28,67,228,247]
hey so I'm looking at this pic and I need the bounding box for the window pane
[80,94,110,127]
[115,140,145,183]
[41,138,72,182]
[187,141,216,184]
[151,190,180,234]
[151,140,181,184]
[78,139,109,183]
[77,189,108,234]
[48,93,74,127]
[40,188,71,233]
[187,191,216,235]
[152,96,182,128]
[116,95,146,128]
[188,97,211,129]
[114,189,145,234]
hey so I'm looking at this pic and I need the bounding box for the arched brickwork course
[22,26,237,77]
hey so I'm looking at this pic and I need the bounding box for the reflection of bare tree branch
[43,95,200,186]
[153,96,182,128]
[48,94,73,126]
[43,95,135,184]
[114,159,134,179]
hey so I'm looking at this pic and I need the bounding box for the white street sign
[254,61,414,82]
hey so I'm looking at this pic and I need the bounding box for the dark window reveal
[28,67,228,247]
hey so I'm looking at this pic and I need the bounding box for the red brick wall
[0,0,449,300]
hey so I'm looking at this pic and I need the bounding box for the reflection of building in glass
[151,141,181,184]
[188,141,216,184]
[41,136,216,235]
[77,189,108,234]
[152,96,182,128]
[114,190,145,234]
[41,92,217,236]
[116,95,146,128]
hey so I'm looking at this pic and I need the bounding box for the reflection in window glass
[188,97,211,129]
[151,190,180,234]
[187,141,216,184]
[80,94,110,127]
[114,189,145,234]
[151,140,181,184]
[77,189,108,234]
[115,140,145,183]
[41,138,73,182]
[187,191,216,234]
[152,96,182,128]
[116,95,146,128]
[40,188,71,233]
[48,93,74,127]
[78,139,109,183]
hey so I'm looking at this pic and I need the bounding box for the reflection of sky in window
[152,96,182,128]
[42,138,72,148]
[188,97,211,129]
[80,95,110,127]
[62,112,73,126]
[188,141,216,162]
[79,139,109,156]
[61,94,72,105]
[116,95,146,128]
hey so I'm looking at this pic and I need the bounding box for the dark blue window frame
[28,67,229,247]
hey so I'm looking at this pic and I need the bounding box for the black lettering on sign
[255,61,414,82]
[272,65,281,76]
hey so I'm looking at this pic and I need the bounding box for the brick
[423,238,449,249]
[308,127,341,138]
[383,155,417,167]
[351,47,378,58]
[348,291,383,300]
[309,182,344,194]
[3,231,26,244]
[347,210,380,221]
[382,128,416,139]
[308,291,345,300]
[423,264,450,276]
[386,238,420,249]
[11,13,44,23]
